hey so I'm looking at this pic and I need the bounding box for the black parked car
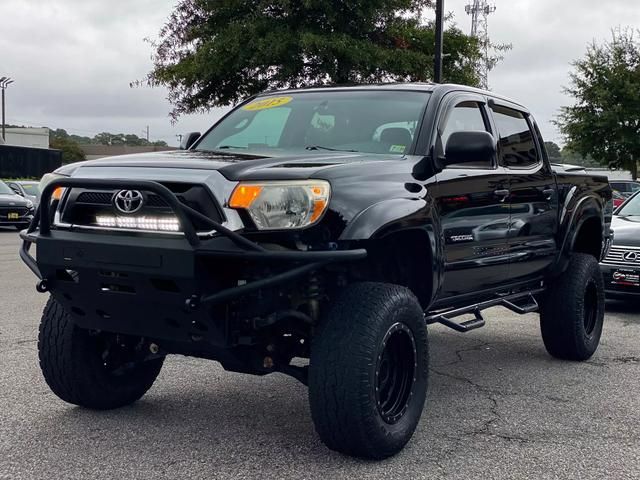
[21,83,612,459]
[0,179,34,229]
[601,191,640,300]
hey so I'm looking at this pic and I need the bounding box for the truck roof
[257,82,529,112]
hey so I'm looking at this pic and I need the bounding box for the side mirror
[180,132,201,150]
[444,131,496,167]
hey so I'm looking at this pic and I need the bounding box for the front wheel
[540,253,605,361]
[38,297,164,410]
[308,282,429,459]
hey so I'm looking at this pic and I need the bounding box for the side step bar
[425,288,545,333]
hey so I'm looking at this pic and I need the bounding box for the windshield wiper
[305,145,358,153]
[218,145,247,149]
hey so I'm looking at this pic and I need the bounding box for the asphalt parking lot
[1,229,639,480]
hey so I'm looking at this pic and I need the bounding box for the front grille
[76,192,113,205]
[0,206,29,218]
[602,245,640,266]
[58,184,224,233]
[76,192,169,208]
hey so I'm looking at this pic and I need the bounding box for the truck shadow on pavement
[605,299,640,315]
[28,326,615,471]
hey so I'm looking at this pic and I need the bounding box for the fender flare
[552,192,606,275]
[339,198,444,306]
[339,198,428,240]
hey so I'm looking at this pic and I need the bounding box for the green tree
[544,141,562,160]
[51,128,70,140]
[556,28,640,180]
[140,0,496,118]
[50,137,86,164]
[560,147,601,168]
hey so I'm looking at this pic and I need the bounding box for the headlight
[25,200,34,209]
[39,173,66,201]
[229,180,330,230]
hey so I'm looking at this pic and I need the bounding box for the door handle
[542,188,555,200]
[493,189,510,202]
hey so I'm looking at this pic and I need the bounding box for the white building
[3,127,50,148]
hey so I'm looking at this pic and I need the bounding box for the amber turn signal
[229,185,263,209]
[52,187,64,201]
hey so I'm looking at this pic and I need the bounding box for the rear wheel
[38,297,164,409]
[540,253,605,361]
[308,282,429,459]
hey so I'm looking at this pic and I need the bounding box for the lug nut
[149,343,160,354]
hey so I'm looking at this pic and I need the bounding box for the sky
[1,0,639,146]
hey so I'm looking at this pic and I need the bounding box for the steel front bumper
[20,178,366,346]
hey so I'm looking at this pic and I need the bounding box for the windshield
[19,182,41,198]
[196,90,431,157]
[617,192,640,216]
[0,181,15,195]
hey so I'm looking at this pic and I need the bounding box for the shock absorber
[307,273,323,322]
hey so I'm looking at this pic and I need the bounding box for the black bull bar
[19,178,366,342]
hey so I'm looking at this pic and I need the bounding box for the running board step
[436,308,485,333]
[425,289,544,333]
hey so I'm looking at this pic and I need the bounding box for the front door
[433,96,512,299]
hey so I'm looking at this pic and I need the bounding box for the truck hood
[58,150,405,181]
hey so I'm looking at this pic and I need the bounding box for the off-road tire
[540,253,605,361]
[38,297,164,409]
[308,282,429,459]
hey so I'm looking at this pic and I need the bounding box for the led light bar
[96,215,181,232]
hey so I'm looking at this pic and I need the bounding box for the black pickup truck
[21,84,612,459]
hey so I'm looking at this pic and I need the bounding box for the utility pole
[465,1,497,89]
[145,125,150,143]
[434,0,444,83]
[0,77,14,141]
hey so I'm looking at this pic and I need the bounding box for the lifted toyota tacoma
[21,84,612,459]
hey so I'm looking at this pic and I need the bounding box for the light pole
[434,0,444,83]
[0,77,15,141]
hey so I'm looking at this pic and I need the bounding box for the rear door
[488,101,559,282]
[433,94,512,299]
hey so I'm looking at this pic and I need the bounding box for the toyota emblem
[623,251,639,262]
[113,190,144,214]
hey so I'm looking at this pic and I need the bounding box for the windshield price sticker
[243,96,293,111]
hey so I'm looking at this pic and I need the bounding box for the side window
[440,101,492,168]
[491,105,540,168]
[215,107,292,148]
